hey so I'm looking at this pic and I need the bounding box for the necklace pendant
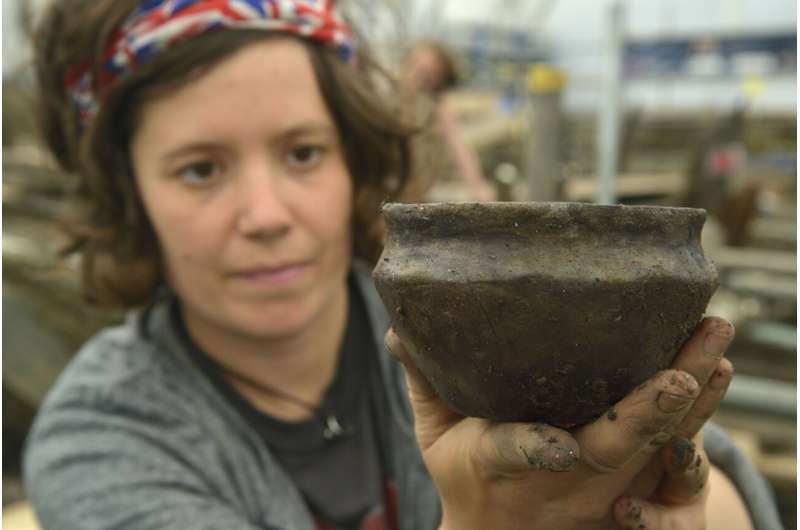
[322,413,344,440]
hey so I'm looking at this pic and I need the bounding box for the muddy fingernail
[657,392,694,412]
[665,437,696,472]
[703,318,734,357]
[708,361,734,390]
[657,372,698,412]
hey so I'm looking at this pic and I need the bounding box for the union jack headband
[64,0,355,124]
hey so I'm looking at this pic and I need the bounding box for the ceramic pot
[373,202,718,427]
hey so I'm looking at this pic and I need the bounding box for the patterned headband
[64,0,355,124]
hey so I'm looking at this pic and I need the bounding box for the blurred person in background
[400,41,497,202]
[22,1,781,529]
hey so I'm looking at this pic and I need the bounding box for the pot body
[373,202,718,427]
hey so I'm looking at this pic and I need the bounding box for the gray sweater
[24,265,782,529]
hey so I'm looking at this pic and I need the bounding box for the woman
[400,41,497,203]
[24,1,780,529]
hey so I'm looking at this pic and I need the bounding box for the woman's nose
[234,164,293,239]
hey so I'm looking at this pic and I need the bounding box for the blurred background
[3,0,797,528]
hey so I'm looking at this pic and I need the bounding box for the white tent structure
[402,0,796,113]
[5,0,796,114]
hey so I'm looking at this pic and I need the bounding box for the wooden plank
[745,320,797,352]
[722,374,796,418]
[726,428,797,491]
[748,217,797,246]
[712,410,796,449]
[757,454,798,492]
[563,172,686,201]
[726,429,762,466]
[711,247,796,275]
[725,271,796,302]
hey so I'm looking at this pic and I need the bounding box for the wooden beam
[725,428,796,492]
[711,247,796,275]
[748,217,796,246]
[563,172,686,201]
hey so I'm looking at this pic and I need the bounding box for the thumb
[475,422,579,477]
[384,328,438,403]
[384,329,461,448]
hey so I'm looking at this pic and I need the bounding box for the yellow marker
[527,63,567,93]
[742,75,766,101]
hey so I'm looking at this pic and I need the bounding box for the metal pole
[595,1,625,205]
[525,64,566,202]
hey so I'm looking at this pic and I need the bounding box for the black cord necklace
[214,361,349,441]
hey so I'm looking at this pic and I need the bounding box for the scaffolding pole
[595,1,625,205]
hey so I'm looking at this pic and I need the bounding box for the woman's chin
[228,306,315,341]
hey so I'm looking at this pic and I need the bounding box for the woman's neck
[184,283,350,421]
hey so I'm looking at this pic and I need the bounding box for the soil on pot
[374,202,718,427]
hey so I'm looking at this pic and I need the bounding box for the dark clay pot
[373,202,718,428]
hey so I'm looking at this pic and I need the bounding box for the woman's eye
[177,161,221,184]
[287,145,322,168]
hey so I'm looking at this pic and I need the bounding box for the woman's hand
[385,317,736,530]
[614,317,751,530]
[615,428,753,530]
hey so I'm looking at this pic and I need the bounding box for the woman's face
[131,38,353,345]
[403,45,446,95]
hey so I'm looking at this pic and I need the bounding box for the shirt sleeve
[704,422,784,530]
[23,386,273,530]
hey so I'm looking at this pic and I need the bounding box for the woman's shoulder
[69,313,161,381]
[28,299,207,436]
[49,305,179,394]
[21,299,290,529]
[22,297,259,492]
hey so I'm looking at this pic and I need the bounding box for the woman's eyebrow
[282,124,337,139]
[159,123,338,163]
[160,142,223,164]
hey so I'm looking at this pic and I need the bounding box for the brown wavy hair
[34,0,424,307]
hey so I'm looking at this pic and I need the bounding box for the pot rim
[380,201,708,243]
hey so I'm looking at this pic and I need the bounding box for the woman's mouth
[233,262,310,288]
